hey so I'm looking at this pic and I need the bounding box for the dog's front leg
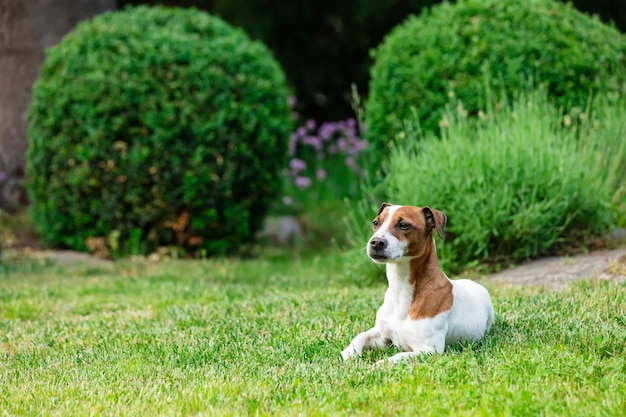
[377,348,436,365]
[341,327,389,361]
[376,336,445,365]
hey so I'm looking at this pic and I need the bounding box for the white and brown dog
[341,203,494,364]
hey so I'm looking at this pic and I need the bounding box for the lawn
[1,251,625,416]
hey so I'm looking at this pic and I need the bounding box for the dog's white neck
[383,260,415,315]
[386,260,412,287]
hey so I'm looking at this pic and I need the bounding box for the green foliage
[349,88,625,274]
[27,6,292,257]
[1,253,625,415]
[366,0,626,148]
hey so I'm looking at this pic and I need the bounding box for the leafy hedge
[27,6,292,257]
[366,0,626,148]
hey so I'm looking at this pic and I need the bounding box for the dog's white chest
[375,295,449,352]
[375,294,410,345]
[376,315,412,351]
[374,266,441,351]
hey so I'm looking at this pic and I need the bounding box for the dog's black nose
[369,238,387,250]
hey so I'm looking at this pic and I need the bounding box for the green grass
[1,252,625,416]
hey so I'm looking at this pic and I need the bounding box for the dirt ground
[486,245,626,289]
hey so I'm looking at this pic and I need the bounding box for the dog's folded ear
[377,202,392,215]
[423,206,447,240]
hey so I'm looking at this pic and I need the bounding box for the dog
[341,203,494,364]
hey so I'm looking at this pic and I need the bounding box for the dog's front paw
[375,356,401,366]
[341,345,359,361]
[376,352,414,366]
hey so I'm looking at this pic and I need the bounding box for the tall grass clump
[347,88,626,274]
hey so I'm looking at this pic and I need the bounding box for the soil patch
[486,246,626,289]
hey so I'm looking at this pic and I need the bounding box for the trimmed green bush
[348,88,625,274]
[27,6,292,256]
[366,0,626,148]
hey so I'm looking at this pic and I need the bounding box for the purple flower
[296,126,307,137]
[343,126,357,138]
[345,156,356,168]
[0,171,6,182]
[295,176,312,188]
[316,169,327,181]
[318,123,336,140]
[289,158,307,173]
[282,196,293,206]
[348,139,369,156]
[305,119,317,131]
[288,96,297,107]
[302,135,322,151]
[337,138,348,152]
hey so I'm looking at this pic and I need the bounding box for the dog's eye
[398,221,411,231]
[372,220,380,228]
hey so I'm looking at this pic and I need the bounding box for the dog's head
[366,202,446,263]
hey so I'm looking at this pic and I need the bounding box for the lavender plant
[278,97,370,214]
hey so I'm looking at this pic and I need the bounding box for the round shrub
[27,6,293,257]
[365,0,626,148]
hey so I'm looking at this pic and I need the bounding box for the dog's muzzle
[367,237,389,261]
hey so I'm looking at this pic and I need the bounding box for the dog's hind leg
[341,327,389,361]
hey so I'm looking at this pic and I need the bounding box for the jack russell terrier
[341,203,494,364]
